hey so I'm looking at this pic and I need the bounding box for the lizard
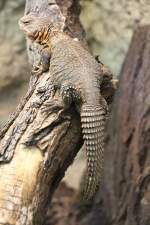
[19,14,109,200]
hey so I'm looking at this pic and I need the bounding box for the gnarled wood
[0,1,84,224]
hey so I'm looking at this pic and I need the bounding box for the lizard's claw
[31,66,43,76]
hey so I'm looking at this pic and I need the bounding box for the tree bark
[79,25,150,225]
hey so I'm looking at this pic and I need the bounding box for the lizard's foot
[31,66,43,76]
[41,99,64,114]
[41,98,71,121]
[101,78,118,105]
[111,79,119,89]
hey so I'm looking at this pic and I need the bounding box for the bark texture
[104,25,150,225]
[0,1,84,224]
[79,25,150,225]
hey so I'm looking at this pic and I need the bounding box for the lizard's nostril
[23,21,30,25]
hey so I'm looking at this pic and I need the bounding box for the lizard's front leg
[96,55,118,104]
[101,78,118,104]
[32,45,51,76]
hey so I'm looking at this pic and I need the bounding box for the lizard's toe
[31,66,43,76]
[41,99,64,114]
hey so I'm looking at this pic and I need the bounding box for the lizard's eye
[23,20,30,25]
[48,0,56,5]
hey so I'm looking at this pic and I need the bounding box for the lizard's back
[50,37,101,105]
[50,35,107,200]
[19,13,108,200]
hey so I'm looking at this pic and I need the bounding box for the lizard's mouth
[19,20,35,40]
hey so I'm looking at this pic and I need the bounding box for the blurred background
[0,0,149,188]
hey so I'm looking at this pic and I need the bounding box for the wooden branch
[0,1,84,224]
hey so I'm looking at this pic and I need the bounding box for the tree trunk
[80,25,150,225]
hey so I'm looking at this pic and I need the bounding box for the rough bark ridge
[80,26,150,225]
[0,1,84,224]
[107,25,150,225]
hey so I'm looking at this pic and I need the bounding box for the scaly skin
[19,14,108,200]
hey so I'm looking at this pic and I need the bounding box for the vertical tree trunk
[79,25,150,225]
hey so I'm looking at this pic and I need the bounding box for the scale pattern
[81,105,106,199]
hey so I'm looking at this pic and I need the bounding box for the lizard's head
[19,13,60,45]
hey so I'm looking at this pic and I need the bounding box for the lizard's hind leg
[60,82,81,108]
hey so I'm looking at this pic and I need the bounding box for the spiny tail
[81,104,106,200]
